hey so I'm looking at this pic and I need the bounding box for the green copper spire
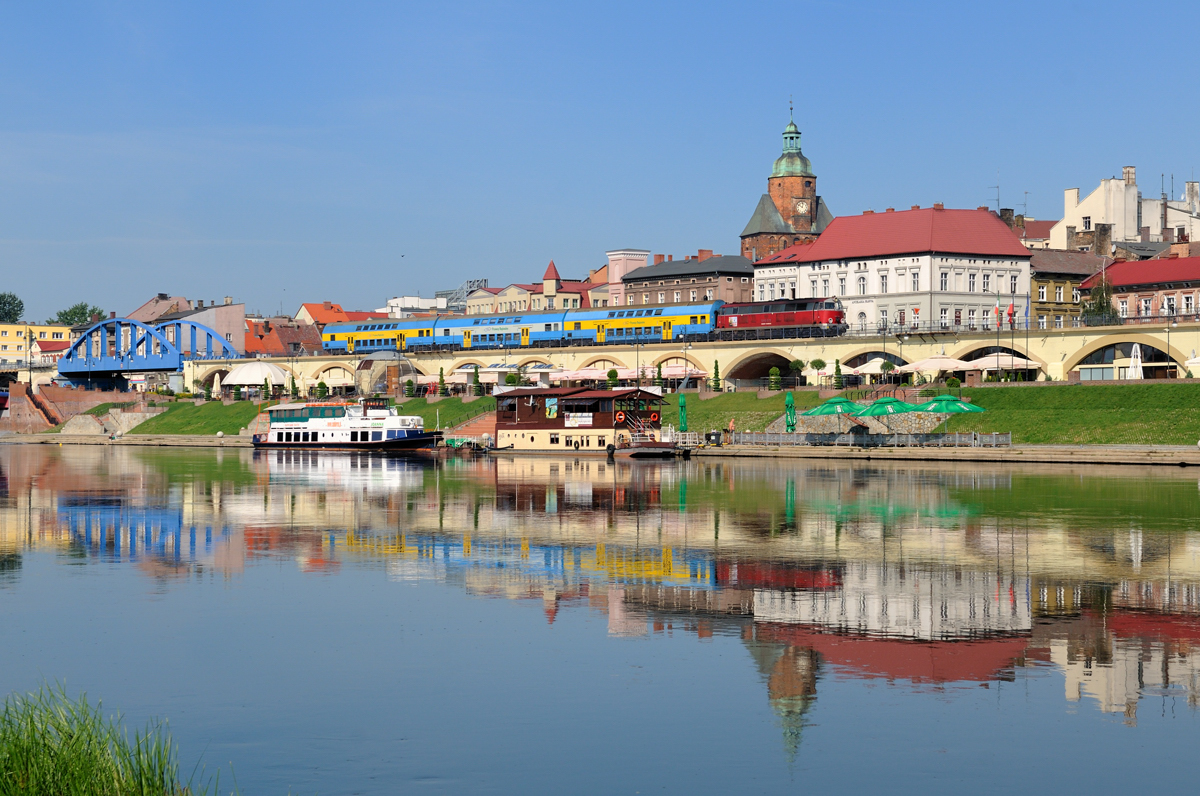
[771,109,813,178]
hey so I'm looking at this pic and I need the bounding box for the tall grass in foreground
[0,685,224,795]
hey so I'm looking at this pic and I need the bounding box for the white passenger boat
[252,398,441,450]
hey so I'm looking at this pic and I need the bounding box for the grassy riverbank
[946,383,1200,445]
[659,391,823,432]
[393,396,496,430]
[0,685,221,795]
[129,400,262,436]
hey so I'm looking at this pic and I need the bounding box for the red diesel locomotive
[715,298,847,339]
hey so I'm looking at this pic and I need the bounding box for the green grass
[129,401,263,436]
[659,390,822,433]
[946,383,1200,445]
[0,684,223,795]
[393,396,496,430]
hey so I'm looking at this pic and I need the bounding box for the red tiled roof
[344,311,390,321]
[474,287,503,295]
[543,260,561,280]
[757,207,1030,265]
[35,340,70,352]
[1080,256,1200,290]
[1020,220,1056,240]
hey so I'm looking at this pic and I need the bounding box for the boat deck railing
[723,431,1011,448]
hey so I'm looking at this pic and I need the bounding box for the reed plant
[0,684,220,795]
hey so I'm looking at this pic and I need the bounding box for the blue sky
[2,1,1197,321]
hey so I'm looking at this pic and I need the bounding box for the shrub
[946,376,961,388]
[315,380,328,398]
[404,379,414,397]
[505,373,519,386]
[833,359,843,389]
[768,366,782,391]
[710,360,721,391]
[232,385,242,400]
[607,368,619,389]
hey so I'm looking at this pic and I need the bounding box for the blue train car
[437,310,569,350]
[322,317,437,353]
[565,301,722,343]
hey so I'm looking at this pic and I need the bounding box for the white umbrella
[971,354,1039,372]
[1184,356,1200,368]
[211,371,222,394]
[224,361,289,387]
[898,354,974,373]
[853,358,893,375]
[1128,344,1143,380]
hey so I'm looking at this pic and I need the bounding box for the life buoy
[650,412,659,422]
[615,411,626,423]
[574,440,580,450]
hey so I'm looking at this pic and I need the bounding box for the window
[1053,286,1062,302]
[643,294,649,305]
[897,309,905,327]
[880,274,887,294]
[838,276,846,295]
[822,278,829,294]
[627,295,635,305]
[1038,315,1047,329]
[968,274,976,292]
[1082,216,1091,231]
[911,272,919,292]
[982,274,990,293]
[741,277,749,283]
[673,291,681,302]
[658,292,665,303]
[1186,295,1195,313]
[1010,275,1018,293]
[954,308,961,326]
[858,276,866,295]
[878,308,888,328]
[939,308,948,329]
[1054,315,1063,328]
[1119,300,1128,318]
[1141,298,1151,316]
[705,288,714,300]
[940,272,948,291]
[52,332,62,339]
[968,309,976,329]
[1166,296,1176,315]
[690,290,697,301]
[758,287,765,301]
[1038,285,1046,300]
[810,280,818,297]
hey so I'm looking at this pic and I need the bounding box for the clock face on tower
[794,199,809,214]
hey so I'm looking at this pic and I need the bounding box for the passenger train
[321,299,846,354]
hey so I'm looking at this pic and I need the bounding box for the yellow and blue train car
[322,318,436,354]
[435,310,569,350]
[564,301,722,344]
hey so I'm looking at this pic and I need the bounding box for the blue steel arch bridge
[56,317,240,388]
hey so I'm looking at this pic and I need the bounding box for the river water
[1,447,1199,793]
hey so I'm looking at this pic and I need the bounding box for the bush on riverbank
[0,685,217,795]
[129,400,262,436]
[659,391,822,433]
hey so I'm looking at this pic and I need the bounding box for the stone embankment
[693,444,1200,467]
[0,433,252,447]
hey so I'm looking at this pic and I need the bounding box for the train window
[654,309,663,315]
[544,324,552,331]
[573,322,581,330]
[825,302,836,309]
[607,312,615,318]
[690,316,698,324]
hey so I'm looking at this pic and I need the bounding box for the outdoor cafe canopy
[897,355,975,374]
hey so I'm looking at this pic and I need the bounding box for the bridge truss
[57,317,241,385]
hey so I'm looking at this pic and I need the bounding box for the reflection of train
[320,298,847,354]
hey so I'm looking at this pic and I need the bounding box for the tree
[880,360,895,382]
[505,373,519,386]
[768,366,782,391]
[833,359,843,389]
[316,381,328,399]
[290,376,298,398]
[1080,274,1118,326]
[48,302,103,327]
[711,360,721,391]
[438,367,448,396]
[263,378,271,401]
[655,362,663,388]
[232,385,242,400]
[0,293,23,324]
[607,368,619,389]
[810,358,826,377]
[405,378,415,397]
[473,365,482,396]
[789,359,805,375]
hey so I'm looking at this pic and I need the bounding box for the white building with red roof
[465,261,606,315]
[753,204,1032,333]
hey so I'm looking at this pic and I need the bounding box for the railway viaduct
[181,320,1200,394]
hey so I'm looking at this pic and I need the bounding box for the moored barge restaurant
[495,387,666,453]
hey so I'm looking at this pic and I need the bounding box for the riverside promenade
[0,434,253,448]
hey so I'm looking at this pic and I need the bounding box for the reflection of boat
[494,387,674,456]
[253,397,441,450]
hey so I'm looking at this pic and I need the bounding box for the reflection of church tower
[744,631,820,762]
[740,112,833,263]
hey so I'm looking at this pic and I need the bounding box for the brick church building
[740,115,833,262]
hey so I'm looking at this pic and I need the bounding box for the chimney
[109,311,116,319]
[1094,223,1113,257]
[1066,225,1077,250]
[1014,214,1026,229]
[1123,166,1136,186]
[1140,226,1150,242]
[697,249,713,262]
[667,255,673,261]
[190,300,198,310]
[863,209,875,215]
[224,296,232,305]
[885,208,895,213]
[90,313,100,323]
[911,205,920,210]
[157,292,169,301]
[933,202,944,210]
[323,301,332,309]
[653,254,665,265]
[977,206,988,211]
[1000,208,1015,229]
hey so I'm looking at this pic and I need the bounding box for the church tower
[740,113,832,262]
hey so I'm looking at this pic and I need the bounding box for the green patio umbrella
[800,396,861,416]
[784,392,796,433]
[854,396,919,417]
[678,392,688,432]
[853,396,918,433]
[912,393,985,433]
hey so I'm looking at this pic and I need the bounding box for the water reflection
[3,446,1200,752]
